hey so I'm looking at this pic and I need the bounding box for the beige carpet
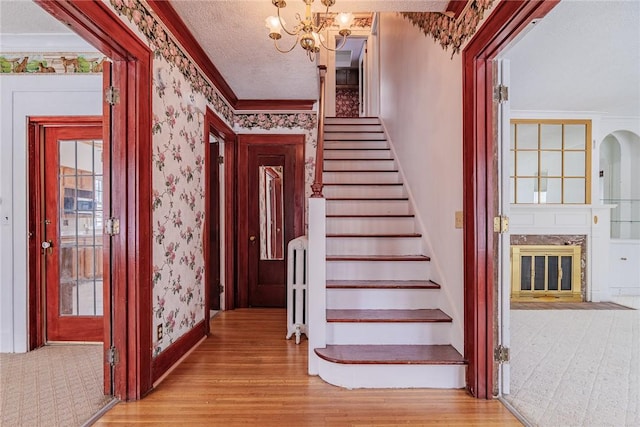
[0,344,112,426]
[505,309,640,426]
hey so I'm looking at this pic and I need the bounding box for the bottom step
[314,345,466,389]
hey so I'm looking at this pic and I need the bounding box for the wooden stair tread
[326,280,440,289]
[325,147,388,150]
[324,183,403,186]
[327,255,430,261]
[326,233,421,238]
[325,157,393,160]
[326,309,452,322]
[327,214,414,218]
[326,197,409,201]
[324,169,399,173]
[315,345,465,365]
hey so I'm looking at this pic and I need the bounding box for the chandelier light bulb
[336,12,354,30]
[265,16,284,39]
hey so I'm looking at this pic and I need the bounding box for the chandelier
[265,0,354,61]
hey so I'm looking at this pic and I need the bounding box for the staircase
[313,117,466,388]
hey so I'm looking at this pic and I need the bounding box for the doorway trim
[236,134,305,308]
[204,108,236,316]
[28,116,104,349]
[36,0,153,400]
[462,0,560,399]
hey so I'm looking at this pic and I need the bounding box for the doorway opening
[335,37,367,118]
[29,117,107,344]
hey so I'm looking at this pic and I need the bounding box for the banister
[311,65,327,198]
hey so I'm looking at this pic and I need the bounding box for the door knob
[249,235,256,242]
[41,240,53,254]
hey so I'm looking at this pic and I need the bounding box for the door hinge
[494,345,510,363]
[218,282,224,294]
[107,346,119,366]
[217,155,224,165]
[104,218,120,236]
[494,84,509,103]
[493,215,509,233]
[105,86,120,105]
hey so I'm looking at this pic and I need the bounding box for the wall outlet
[157,324,163,341]
[455,211,464,229]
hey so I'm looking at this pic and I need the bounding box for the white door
[495,58,512,396]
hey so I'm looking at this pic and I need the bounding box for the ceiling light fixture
[265,0,354,61]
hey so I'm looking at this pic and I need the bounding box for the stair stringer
[379,119,464,353]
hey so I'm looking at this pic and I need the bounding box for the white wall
[0,73,102,352]
[378,13,464,352]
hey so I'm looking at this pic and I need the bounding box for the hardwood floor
[96,309,520,426]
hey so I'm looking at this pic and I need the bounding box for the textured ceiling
[0,0,71,33]
[167,1,448,100]
[504,0,640,117]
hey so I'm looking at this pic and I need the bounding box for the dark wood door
[43,124,105,342]
[237,135,304,308]
[248,148,294,307]
[209,135,221,310]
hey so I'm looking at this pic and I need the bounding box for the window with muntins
[510,119,591,204]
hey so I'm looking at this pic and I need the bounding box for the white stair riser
[326,200,410,215]
[324,185,405,199]
[326,236,422,256]
[325,117,380,125]
[326,217,417,234]
[325,132,387,141]
[317,359,466,389]
[325,159,396,171]
[327,260,430,280]
[326,322,450,345]
[327,289,440,310]
[324,149,392,159]
[325,141,389,150]
[323,171,401,184]
[324,124,383,133]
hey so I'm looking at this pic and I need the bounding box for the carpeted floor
[0,344,113,426]
[505,309,640,426]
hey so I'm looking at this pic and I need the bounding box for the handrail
[311,65,327,198]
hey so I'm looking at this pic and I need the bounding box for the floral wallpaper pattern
[335,89,359,118]
[151,62,207,356]
[401,0,495,56]
[108,0,318,356]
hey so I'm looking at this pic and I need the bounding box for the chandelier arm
[277,6,298,36]
[273,35,300,54]
[318,33,348,52]
[316,3,331,32]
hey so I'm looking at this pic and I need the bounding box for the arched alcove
[600,130,640,239]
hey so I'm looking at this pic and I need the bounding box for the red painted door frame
[204,108,236,319]
[462,0,559,399]
[36,0,153,400]
[28,117,104,349]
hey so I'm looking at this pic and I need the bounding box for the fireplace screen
[511,245,582,301]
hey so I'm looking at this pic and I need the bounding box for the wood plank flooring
[95,309,520,426]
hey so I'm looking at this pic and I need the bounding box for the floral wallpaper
[108,0,318,356]
[151,61,207,357]
[335,89,359,118]
[401,0,495,56]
